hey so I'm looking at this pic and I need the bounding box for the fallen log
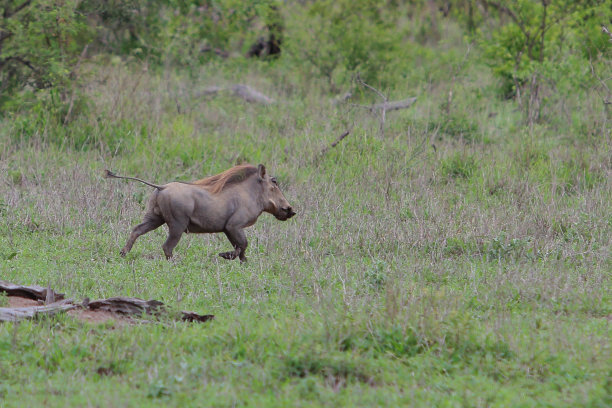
[0,299,76,322]
[1,281,214,324]
[196,84,275,105]
[369,97,418,112]
[0,280,64,302]
[86,297,164,315]
[181,311,215,323]
[86,297,214,322]
[231,84,275,105]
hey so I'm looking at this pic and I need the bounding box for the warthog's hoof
[219,251,237,260]
[120,249,127,257]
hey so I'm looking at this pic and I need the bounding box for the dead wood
[1,282,213,324]
[602,25,612,42]
[86,297,215,323]
[315,130,351,162]
[181,311,215,322]
[369,97,418,112]
[196,84,275,105]
[332,91,353,105]
[87,297,164,315]
[354,75,417,137]
[231,84,275,105]
[330,130,350,148]
[0,299,76,322]
[0,280,64,302]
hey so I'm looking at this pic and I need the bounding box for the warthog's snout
[277,206,296,220]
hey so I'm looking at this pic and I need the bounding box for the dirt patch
[8,296,41,308]
[67,308,132,326]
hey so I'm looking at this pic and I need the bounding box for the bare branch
[0,31,13,44]
[317,130,351,159]
[355,75,388,137]
[355,74,387,102]
[603,25,612,42]
[330,130,350,148]
[3,56,37,72]
[482,1,530,40]
[3,0,32,18]
[445,43,472,115]
[332,91,353,105]
[588,57,611,106]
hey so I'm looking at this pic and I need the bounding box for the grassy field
[0,39,611,406]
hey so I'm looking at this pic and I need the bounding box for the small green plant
[444,237,475,257]
[441,153,478,180]
[482,233,532,262]
[440,114,480,142]
[365,259,388,289]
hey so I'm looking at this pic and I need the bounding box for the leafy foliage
[476,0,612,122]
[0,0,90,106]
[284,0,404,90]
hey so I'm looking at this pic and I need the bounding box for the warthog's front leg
[162,221,188,260]
[220,228,248,262]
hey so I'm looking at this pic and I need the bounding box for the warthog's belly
[186,223,214,234]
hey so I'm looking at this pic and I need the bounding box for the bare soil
[6,295,130,325]
[7,296,40,308]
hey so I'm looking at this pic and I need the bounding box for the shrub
[284,0,404,91]
[0,0,91,109]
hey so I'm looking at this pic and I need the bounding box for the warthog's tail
[103,170,165,190]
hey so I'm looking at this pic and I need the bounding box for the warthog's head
[257,164,296,221]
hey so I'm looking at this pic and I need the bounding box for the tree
[477,0,611,124]
[0,0,89,105]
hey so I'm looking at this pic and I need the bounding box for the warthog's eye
[271,177,278,185]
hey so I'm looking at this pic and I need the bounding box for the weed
[440,153,478,180]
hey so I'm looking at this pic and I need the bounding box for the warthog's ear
[257,164,266,180]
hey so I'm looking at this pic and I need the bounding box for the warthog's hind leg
[220,228,248,262]
[121,214,164,257]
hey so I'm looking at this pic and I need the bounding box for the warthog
[104,164,295,262]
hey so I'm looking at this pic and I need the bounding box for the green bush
[284,0,404,91]
[0,0,91,109]
[476,0,611,123]
[79,0,282,70]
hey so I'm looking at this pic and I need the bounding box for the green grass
[1,33,611,408]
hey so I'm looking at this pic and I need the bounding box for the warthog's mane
[193,164,258,194]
